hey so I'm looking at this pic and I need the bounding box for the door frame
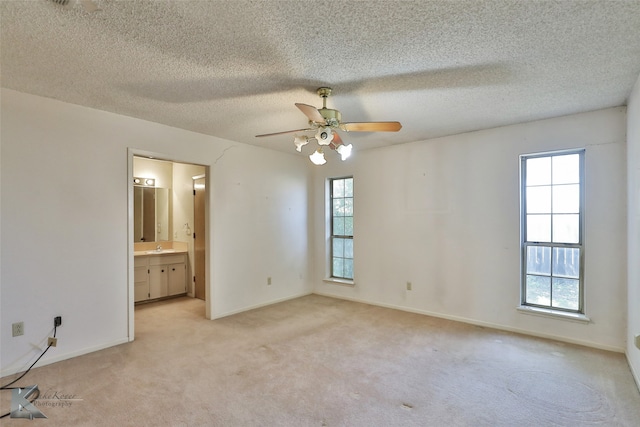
[127,148,211,341]
[192,174,207,301]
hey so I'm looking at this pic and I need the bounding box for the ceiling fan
[256,87,402,164]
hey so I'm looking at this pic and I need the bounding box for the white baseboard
[1,337,129,379]
[211,291,314,320]
[627,351,640,393]
[313,292,625,353]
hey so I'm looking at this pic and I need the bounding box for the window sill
[323,277,355,287]
[517,305,590,323]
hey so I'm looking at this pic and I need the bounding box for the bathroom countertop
[134,249,188,257]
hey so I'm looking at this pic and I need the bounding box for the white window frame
[328,176,354,282]
[519,149,586,316]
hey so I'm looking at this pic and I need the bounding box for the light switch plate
[635,335,640,350]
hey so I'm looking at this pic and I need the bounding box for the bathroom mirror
[133,187,170,242]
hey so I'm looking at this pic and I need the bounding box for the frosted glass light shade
[336,143,352,160]
[294,135,309,152]
[309,149,326,165]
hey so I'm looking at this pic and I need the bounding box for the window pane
[526,275,551,306]
[343,259,354,279]
[552,184,579,214]
[527,214,551,242]
[552,154,579,185]
[344,217,353,236]
[526,246,551,275]
[333,257,344,277]
[344,178,353,197]
[527,157,551,186]
[333,217,345,235]
[344,198,353,216]
[333,238,344,257]
[344,238,353,258]
[333,180,344,198]
[552,278,579,310]
[333,198,344,217]
[552,247,580,278]
[552,214,579,243]
[526,186,551,214]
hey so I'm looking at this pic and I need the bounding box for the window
[521,150,584,313]
[330,177,354,280]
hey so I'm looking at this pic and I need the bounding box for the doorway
[129,150,209,340]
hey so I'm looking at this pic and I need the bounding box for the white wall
[314,107,628,351]
[628,74,640,386]
[209,143,313,318]
[0,89,313,376]
[134,157,173,189]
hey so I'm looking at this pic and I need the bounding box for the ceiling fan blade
[340,122,402,132]
[256,128,313,138]
[295,103,326,124]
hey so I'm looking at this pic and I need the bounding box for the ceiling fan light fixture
[256,87,401,165]
[293,135,309,152]
[309,149,326,166]
[336,143,353,161]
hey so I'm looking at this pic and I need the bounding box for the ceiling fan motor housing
[319,108,341,127]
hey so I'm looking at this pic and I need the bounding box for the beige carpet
[2,295,639,426]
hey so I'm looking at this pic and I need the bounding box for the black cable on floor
[1,324,56,390]
[0,325,57,418]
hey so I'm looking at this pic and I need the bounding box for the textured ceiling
[2,0,640,154]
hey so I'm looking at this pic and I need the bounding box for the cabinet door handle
[161,269,165,273]
[172,268,175,271]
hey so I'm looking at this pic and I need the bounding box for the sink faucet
[156,244,162,252]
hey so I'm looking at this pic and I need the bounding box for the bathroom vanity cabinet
[134,253,187,303]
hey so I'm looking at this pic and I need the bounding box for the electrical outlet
[12,322,24,337]
[48,337,57,347]
[267,277,272,286]
[406,282,412,291]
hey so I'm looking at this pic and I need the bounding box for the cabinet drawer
[149,254,185,265]
[134,256,149,267]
